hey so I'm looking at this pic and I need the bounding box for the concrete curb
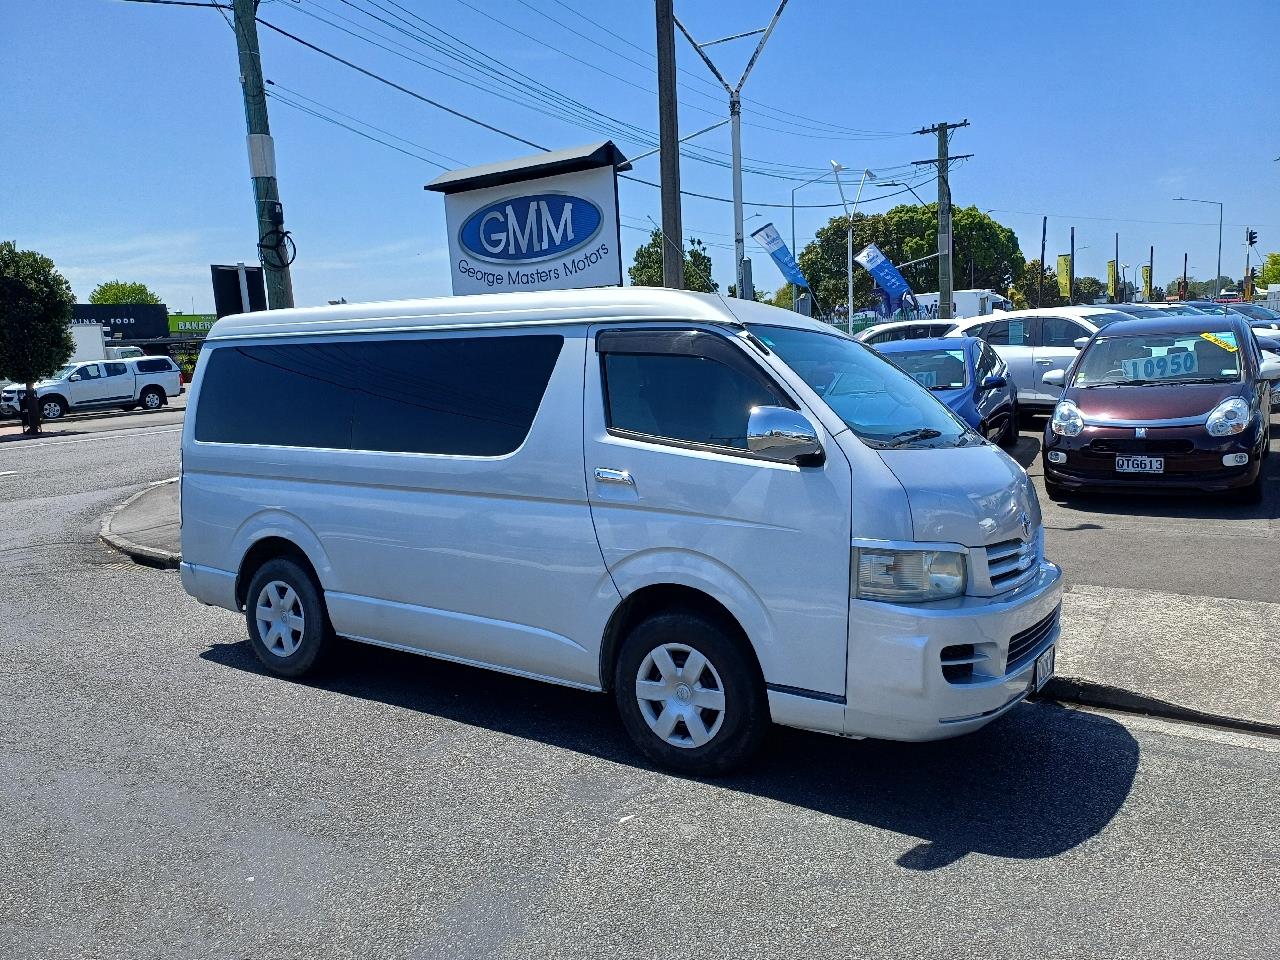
[99,478,181,570]
[1039,676,1280,737]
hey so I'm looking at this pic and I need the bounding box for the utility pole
[675,1,789,300]
[1037,215,1047,307]
[654,0,683,289]
[1149,245,1154,301]
[233,0,294,309]
[1115,232,1121,302]
[912,119,970,319]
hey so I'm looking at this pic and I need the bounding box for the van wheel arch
[236,537,321,610]
[599,584,763,694]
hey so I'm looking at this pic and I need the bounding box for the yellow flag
[1141,265,1152,301]
[1107,260,1117,298]
[1057,255,1072,298]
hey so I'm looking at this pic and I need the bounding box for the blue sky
[4,0,1277,310]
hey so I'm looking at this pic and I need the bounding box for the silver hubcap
[42,402,62,419]
[635,642,726,749]
[144,392,161,408]
[255,580,305,657]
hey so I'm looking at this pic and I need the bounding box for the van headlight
[1051,400,1084,437]
[853,548,967,603]
[1206,397,1251,436]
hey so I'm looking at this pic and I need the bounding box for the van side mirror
[69,375,81,382]
[1073,336,1090,351]
[1042,370,1066,387]
[980,374,1007,391]
[1260,357,1280,382]
[747,406,824,466]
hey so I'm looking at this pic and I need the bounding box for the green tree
[1073,276,1106,303]
[1257,252,1280,288]
[0,241,75,433]
[796,204,1022,316]
[627,230,718,293]
[1011,259,1064,308]
[88,279,162,305]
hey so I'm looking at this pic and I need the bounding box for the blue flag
[750,222,809,289]
[854,243,913,315]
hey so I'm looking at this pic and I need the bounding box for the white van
[180,289,1061,773]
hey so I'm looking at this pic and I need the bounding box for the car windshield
[1081,310,1133,328]
[1073,330,1244,387]
[747,324,974,449]
[885,348,969,390]
[1231,303,1280,321]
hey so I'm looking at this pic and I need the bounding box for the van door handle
[594,468,634,486]
[1035,359,1053,364]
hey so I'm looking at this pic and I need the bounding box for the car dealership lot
[1,408,1278,958]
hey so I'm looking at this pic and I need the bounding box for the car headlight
[1051,400,1084,437]
[853,548,967,603]
[1206,397,1251,437]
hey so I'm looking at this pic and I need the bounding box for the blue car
[874,336,1019,447]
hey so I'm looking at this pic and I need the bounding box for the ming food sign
[428,142,627,295]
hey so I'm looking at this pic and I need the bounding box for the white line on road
[0,470,17,477]
[1,427,182,449]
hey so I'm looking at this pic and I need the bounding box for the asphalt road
[1,408,1278,958]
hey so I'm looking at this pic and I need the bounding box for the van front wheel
[244,557,337,678]
[614,612,767,775]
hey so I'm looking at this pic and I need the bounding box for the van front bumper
[844,560,1062,741]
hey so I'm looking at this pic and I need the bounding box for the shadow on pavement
[203,637,1140,870]
[1005,433,1042,470]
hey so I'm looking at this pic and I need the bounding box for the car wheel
[998,402,1020,449]
[140,387,165,410]
[614,611,767,775]
[41,396,67,420]
[244,557,338,678]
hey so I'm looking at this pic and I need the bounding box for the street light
[831,163,875,330]
[790,169,835,310]
[1173,197,1224,298]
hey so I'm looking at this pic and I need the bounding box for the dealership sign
[428,142,627,296]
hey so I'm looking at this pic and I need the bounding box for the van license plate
[1116,456,1163,473]
[1033,645,1055,692]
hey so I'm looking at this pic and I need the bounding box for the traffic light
[1247,229,1258,246]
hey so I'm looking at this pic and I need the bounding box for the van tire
[140,387,165,410]
[41,396,67,420]
[613,611,767,775]
[244,557,337,678]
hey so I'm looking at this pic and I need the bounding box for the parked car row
[0,355,183,420]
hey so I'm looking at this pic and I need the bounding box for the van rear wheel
[140,387,164,410]
[244,557,337,678]
[614,611,767,775]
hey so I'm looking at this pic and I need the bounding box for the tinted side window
[603,353,782,450]
[982,319,1032,346]
[136,358,172,373]
[350,335,562,456]
[104,362,128,377]
[77,364,102,380]
[196,343,354,449]
[196,335,562,456]
[1040,317,1088,348]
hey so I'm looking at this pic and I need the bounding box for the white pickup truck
[0,356,182,420]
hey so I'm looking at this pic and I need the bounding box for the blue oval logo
[459,193,602,264]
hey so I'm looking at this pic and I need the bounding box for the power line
[988,208,1276,229]
[266,90,452,168]
[256,15,550,150]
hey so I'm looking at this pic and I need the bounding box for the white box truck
[912,288,1013,320]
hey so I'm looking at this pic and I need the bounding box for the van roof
[205,287,838,341]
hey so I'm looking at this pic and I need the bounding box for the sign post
[426,141,629,296]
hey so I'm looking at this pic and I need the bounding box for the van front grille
[984,537,1037,592]
[1007,606,1059,670]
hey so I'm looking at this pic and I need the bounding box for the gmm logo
[459,193,602,264]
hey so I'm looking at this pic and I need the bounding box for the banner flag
[750,222,809,289]
[1141,264,1152,301]
[853,242,913,316]
[1107,260,1117,298]
[1057,255,1072,298]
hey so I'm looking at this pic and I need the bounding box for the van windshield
[747,324,975,449]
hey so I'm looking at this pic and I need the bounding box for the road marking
[0,470,17,477]
[1,427,182,449]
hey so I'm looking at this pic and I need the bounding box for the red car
[1040,316,1280,502]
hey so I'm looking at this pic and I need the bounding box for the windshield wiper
[1169,377,1234,385]
[882,428,943,448]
